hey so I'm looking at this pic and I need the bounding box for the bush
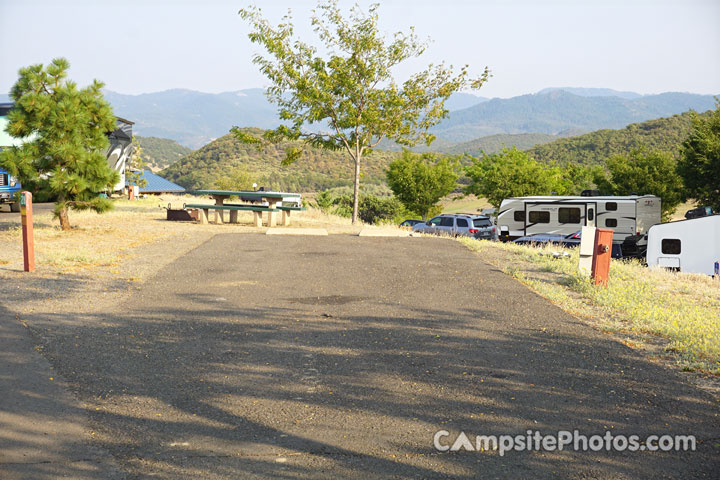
[359,195,403,224]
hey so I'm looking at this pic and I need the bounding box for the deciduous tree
[386,151,458,219]
[594,149,685,220]
[0,58,118,230]
[678,101,720,211]
[236,0,489,223]
[464,147,570,209]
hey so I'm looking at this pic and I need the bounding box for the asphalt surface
[3,234,719,478]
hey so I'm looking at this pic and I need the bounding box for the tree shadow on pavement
[5,234,720,479]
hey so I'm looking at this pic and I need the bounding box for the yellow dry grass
[459,238,720,374]
[0,194,369,273]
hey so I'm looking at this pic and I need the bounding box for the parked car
[399,219,424,229]
[412,214,498,240]
[513,230,623,258]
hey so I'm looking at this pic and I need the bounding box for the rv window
[529,211,550,224]
[587,208,594,221]
[514,211,524,222]
[661,239,681,255]
[558,207,581,224]
[605,218,617,227]
[606,202,618,211]
[456,218,468,228]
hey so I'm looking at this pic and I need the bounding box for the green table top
[193,190,301,199]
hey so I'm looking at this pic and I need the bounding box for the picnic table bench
[188,190,305,227]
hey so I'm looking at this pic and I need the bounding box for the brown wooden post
[591,228,613,287]
[20,191,35,272]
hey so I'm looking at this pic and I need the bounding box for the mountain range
[2,88,717,151]
[431,90,717,142]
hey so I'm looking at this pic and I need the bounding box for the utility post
[20,191,35,272]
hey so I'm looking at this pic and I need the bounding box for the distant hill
[527,110,707,165]
[443,92,488,111]
[432,90,717,142]
[536,87,642,99]
[439,133,559,156]
[7,88,717,154]
[102,89,487,150]
[104,89,279,149]
[135,136,191,171]
[160,128,398,192]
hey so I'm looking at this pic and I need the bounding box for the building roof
[128,170,185,193]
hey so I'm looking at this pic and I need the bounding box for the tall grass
[460,238,720,373]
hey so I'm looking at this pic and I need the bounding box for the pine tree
[0,58,118,230]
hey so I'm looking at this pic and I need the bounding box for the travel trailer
[497,195,661,242]
[646,215,720,275]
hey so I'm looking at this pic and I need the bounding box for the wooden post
[282,209,291,226]
[253,211,262,227]
[591,228,614,287]
[229,210,238,224]
[20,192,35,272]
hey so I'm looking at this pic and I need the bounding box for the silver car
[412,214,498,240]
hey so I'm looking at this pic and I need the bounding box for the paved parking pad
[7,234,719,478]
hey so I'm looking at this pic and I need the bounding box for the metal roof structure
[128,170,185,194]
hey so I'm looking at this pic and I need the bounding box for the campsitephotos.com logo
[433,430,696,456]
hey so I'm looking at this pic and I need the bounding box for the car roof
[439,213,489,219]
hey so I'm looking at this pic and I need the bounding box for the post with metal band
[20,191,35,272]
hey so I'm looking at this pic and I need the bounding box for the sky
[1,0,718,99]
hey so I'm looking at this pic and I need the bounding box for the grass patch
[40,248,118,268]
[459,237,720,374]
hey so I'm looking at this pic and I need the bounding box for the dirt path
[2,234,719,478]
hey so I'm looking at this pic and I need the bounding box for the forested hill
[136,136,191,171]
[527,110,709,165]
[160,128,398,192]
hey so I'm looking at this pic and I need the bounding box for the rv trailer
[646,215,720,275]
[497,195,661,242]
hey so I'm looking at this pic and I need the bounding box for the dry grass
[0,194,370,273]
[459,238,720,374]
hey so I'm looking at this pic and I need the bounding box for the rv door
[586,202,596,227]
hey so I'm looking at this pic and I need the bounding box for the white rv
[497,195,661,241]
[646,215,720,275]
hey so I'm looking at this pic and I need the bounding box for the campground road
[3,234,719,478]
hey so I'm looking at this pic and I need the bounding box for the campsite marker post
[20,191,35,272]
[591,228,613,287]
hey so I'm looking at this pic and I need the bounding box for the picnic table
[187,190,304,227]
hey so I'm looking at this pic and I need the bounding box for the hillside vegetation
[136,136,191,171]
[527,111,708,165]
[160,128,398,191]
[442,133,558,155]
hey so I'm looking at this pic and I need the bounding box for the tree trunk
[58,205,71,230]
[352,151,361,224]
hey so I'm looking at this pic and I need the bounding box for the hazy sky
[1,0,718,99]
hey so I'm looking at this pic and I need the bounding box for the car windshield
[473,218,492,227]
